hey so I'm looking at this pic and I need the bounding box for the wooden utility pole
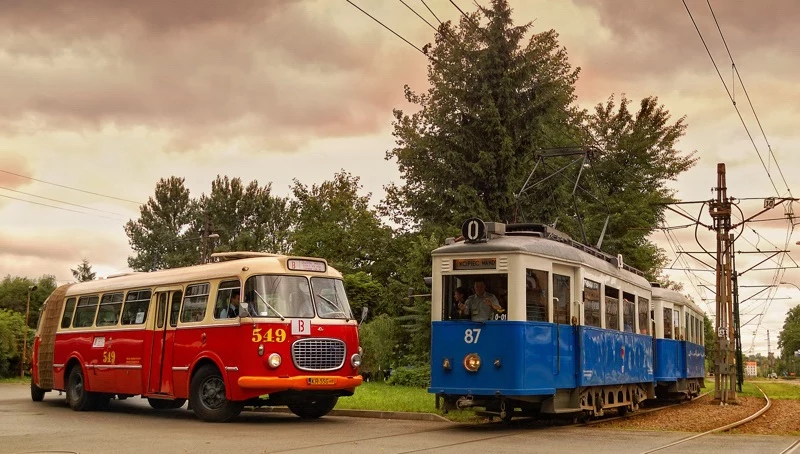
[710,163,736,402]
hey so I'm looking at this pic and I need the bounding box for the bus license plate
[307,377,336,385]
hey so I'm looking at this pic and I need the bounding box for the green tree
[0,275,57,328]
[71,258,96,282]
[359,314,399,379]
[290,170,391,275]
[778,305,800,362]
[0,309,26,377]
[704,314,715,367]
[342,272,385,319]
[200,175,295,255]
[125,176,200,271]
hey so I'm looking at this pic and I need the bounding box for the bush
[387,366,430,388]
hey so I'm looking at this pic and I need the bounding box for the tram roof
[63,255,341,296]
[432,234,652,289]
[651,286,705,314]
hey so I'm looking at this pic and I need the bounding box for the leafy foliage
[778,306,800,361]
[704,313,715,363]
[71,258,96,282]
[0,309,27,377]
[387,366,431,388]
[358,314,399,378]
[0,275,57,328]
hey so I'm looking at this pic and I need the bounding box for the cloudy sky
[1,0,797,354]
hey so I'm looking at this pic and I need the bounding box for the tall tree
[0,275,57,328]
[778,305,800,361]
[290,171,391,275]
[71,258,96,282]
[125,177,201,271]
[384,0,580,232]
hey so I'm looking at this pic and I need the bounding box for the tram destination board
[453,258,497,270]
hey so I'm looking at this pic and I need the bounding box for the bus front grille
[291,338,346,372]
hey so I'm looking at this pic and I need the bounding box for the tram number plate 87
[464,329,481,344]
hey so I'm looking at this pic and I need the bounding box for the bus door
[147,287,182,395]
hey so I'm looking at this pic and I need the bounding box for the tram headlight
[463,353,481,372]
[351,353,362,368]
[267,353,282,369]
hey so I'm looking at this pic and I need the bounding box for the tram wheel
[31,381,46,402]
[66,366,98,411]
[287,395,338,419]
[189,365,243,422]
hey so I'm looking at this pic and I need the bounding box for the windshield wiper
[316,293,350,321]
[254,290,285,321]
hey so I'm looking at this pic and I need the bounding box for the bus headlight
[351,354,362,368]
[267,353,282,369]
[463,353,481,372]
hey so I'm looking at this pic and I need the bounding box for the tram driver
[459,279,504,321]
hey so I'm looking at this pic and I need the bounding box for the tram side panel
[578,327,654,387]
[654,338,682,381]
[522,323,577,392]
[686,342,705,378]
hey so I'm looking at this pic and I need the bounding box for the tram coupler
[456,395,474,409]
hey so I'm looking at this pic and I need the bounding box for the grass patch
[0,376,28,384]
[335,382,482,422]
[743,380,800,400]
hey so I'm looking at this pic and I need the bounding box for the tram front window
[443,274,508,321]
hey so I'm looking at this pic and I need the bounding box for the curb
[250,406,452,422]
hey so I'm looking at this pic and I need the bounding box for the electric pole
[710,163,736,403]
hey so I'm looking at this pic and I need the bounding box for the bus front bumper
[238,375,363,392]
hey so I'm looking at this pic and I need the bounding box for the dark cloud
[0,0,422,151]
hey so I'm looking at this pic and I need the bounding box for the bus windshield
[244,275,314,318]
[311,277,353,319]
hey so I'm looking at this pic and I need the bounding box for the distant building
[745,361,758,377]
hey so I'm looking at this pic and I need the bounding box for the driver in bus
[459,279,504,321]
[219,290,242,318]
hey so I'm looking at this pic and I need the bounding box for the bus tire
[148,398,187,410]
[31,381,46,402]
[189,365,243,422]
[287,395,338,419]
[66,366,97,411]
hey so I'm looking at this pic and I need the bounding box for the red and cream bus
[30,252,363,422]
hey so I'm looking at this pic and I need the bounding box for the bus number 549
[464,329,481,344]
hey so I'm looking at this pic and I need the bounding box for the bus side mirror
[360,307,369,325]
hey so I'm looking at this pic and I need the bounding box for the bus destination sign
[453,258,497,270]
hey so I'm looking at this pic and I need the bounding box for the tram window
[605,287,620,331]
[96,292,123,327]
[674,309,680,339]
[638,297,650,335]
[583,279,601,327]
[686,313,691,342]
[214,280,242,319]
[525,269,548,322]
[181,284,209,322]
[169,291,182,327]
[122,290,152,325]
[442,274,508,321]
[553,274,570,324]
[73,296,99,328]
[61,297,77,329]
[663,308,673,339]
[622,292,635,333]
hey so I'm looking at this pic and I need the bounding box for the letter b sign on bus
[292,319,310,336]
[462,218,486,244]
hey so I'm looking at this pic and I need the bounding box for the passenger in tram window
[450,287,469,320]
[460,279,504,322]
[218,290,241,318]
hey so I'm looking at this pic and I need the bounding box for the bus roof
[64,255,340,296]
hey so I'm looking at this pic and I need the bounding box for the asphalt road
[1,384,798,454]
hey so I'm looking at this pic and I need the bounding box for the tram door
[147,287,182,394]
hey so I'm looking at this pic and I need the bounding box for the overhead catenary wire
[420,0,442,24]
[0,168,144,205]
[0,186,126,216]
[0,193,126,222]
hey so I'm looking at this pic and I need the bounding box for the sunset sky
[0,0,797,354]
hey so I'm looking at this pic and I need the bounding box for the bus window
[156,293,168,329]
[121,290,151,325]
[311,277,352,320]
[664,308,673,339]
[583,279,601,327]
[525,269,548,322]
[245,275,316,318]
[73,296,99,328]
[96,292,123,327]
[61,297,77,329]
[553,274,570,324]
[169,291,182,327]
[442,274,508,321]
[605,286,619,331]
[622,292,635,333]
[214,280,242,319]
[638,297,650,335]
[181,284,209,323]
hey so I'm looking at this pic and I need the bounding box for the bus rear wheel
[31,381,46,402]
[287,395,338,419]
[148,398,187,410]
[189,365,243,422]
[66,366,98,411]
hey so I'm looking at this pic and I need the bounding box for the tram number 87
[464,329,481,344]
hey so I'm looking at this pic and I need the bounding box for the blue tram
[428,220,705,420]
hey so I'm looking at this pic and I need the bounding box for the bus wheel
[189,365,243,422]
[148,398,187,410]
[287,395,338,419]
[66,366,96,411]
[31,381,46,402]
